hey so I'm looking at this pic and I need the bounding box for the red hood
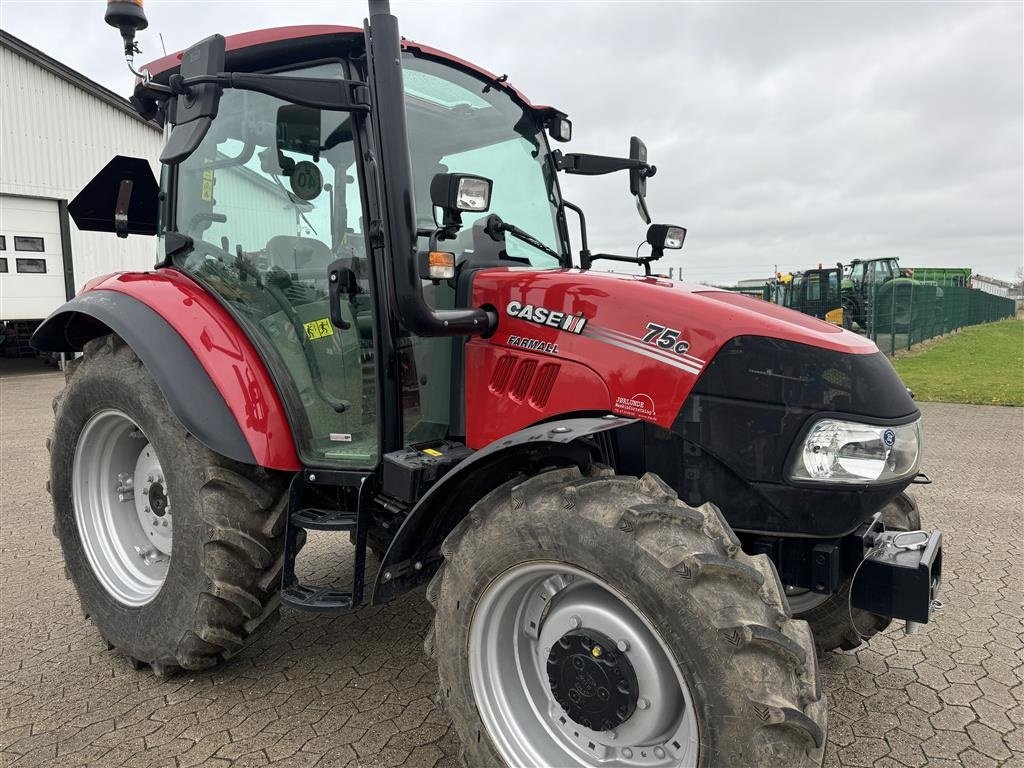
[464,268,877,447]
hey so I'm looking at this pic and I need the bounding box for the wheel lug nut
[605,730,616,741]
[654,746,666,759]
[569,615,581,629]
[637,697,650,710]
[622,748,633,759]
[616,639,630,652]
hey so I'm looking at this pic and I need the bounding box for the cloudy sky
[2,0,1021,283]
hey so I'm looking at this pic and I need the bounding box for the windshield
[403,54,566,267]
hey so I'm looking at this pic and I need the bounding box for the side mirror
[646,224,686,260]
[160,34,226,165]
[629,136,653,224]
[430,172,492,230]
[68,155,160,238]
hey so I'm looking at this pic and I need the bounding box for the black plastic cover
[690,336,917,418]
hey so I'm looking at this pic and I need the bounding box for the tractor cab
[144,33,572,468]
[66,20,673,471]
[774,266,844,325]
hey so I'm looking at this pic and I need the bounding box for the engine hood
[465,267,907,447]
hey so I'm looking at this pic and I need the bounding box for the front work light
[646,224,687,259]
[548,116,572,142]
[790,417,922,485]
[431,173,492,214]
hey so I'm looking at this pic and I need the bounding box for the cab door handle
[327,259,352,330]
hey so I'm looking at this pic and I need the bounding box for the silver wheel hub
[469,562,699,767]
[73,410,170,606]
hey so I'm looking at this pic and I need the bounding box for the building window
[0,257,7,273]
[16,258,46,274]
[0,235,6,250]
[14,236,45,252]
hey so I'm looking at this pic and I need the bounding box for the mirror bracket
[114,179,133,239]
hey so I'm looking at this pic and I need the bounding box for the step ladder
[280,470,372,614]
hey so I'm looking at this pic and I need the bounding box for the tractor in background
[843,256,943,334]
[769,265,844,326]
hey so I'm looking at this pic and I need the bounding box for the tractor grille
[489,355,517,394]
[489,355,561,408]
[529,363,560,408]
[509,359,538,402]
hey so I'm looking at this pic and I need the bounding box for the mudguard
[372,415,638,603]
[31,270,301,471]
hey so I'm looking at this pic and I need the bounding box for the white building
[971,274,1016,298]
[0,30,162,335]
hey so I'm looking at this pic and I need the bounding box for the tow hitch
[850,527,943,628]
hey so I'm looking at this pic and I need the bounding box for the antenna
[159,32,167,55]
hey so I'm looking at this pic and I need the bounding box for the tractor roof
[143,25,563,118]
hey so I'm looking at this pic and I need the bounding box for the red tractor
[34,2,943,766]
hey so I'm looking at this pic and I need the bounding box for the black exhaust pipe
[365,1,493,337]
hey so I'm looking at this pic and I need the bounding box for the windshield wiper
[484,215,561,262]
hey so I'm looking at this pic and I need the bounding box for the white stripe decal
[593,325,707,365]
[583,328,703,375]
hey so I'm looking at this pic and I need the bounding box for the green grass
[893,318,1024,406]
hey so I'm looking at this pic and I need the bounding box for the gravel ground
[1,370,1021,767]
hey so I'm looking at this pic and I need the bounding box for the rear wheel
[49,334,290,675]
[427,467,826,767]
[788,491,921,653]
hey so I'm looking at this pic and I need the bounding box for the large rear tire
[426,466,826,767]
[788,491,921,654]
[49,334,291,675]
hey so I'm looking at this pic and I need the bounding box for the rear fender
[31,270,301,470]
[372,415,639,603]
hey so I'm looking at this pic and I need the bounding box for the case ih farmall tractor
[34,2,943,766]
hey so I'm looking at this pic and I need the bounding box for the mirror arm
[170,72,371,112]
[553,149,656,178]
[561,199,591,268]
[588,252,657,277]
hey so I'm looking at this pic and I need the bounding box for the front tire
[427,467,826,767]
[49,335,290,675]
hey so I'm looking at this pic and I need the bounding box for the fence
[859,282,1016,356]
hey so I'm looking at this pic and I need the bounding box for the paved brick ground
[1,370,1021,767]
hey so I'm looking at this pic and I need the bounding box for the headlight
[790,417,922,484]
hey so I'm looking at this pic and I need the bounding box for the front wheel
[49,334,290,675]
[427,467,826,767]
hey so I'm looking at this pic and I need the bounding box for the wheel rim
[72,409,171,606]
[468,562,699,767]
[784,586,829,613]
